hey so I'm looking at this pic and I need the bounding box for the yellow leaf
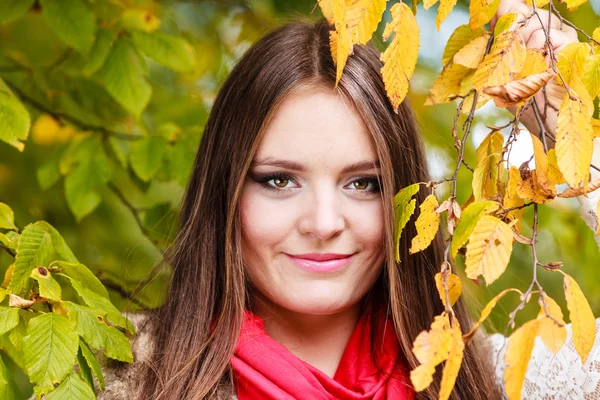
[425,63,471,105]
[563,0,588,12]
[436,0,457,31]
[504,319,540,400]
[442,25,486,67]
[473,31,526,92]
[515,49,550,79]
[547,149,566,185]
[477,130,504,164]
[556,82,594,188]
[451,200,500,258]
[473,153,502,201]
[439,319,464,400]
[31,114,61,146]
[594,28,600,54]
[465,215,514,285]
[493,12,519,37]
[594,119,600,139]
[453,33,490,69]
[469,0,501,31]
[394,183,421,262]
[423,0,439,10]
[483,69,554,108]
[380,2,419,113]
[516,169,555,203]
[411,312,452,392]
[525,0,550,6]
[556,42,590,87]
[410,194,440,254]
[345,0,387,45]
[435,272,462,307]
[463,288,522,341]
[564,273,596,363]
[531,134,556,193]
[504,166,524,232]
[330,0,352,88]
[461,89,491,114]
[317,0,334,23]
[583,54,600,99]
[537,295,567,355]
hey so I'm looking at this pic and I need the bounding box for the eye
[346,176,380,193]
[270,177,291,188]
[251,172,299,192]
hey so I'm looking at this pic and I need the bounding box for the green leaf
[83,27,118,77]
[37,160,61,191]
[0,0,35,24]
[36,221,78,263]
[0,233,18,250]
[8,315,26,352]
[79,339,105,390]
[76,346,94,392]
[95,38,152,116]
[0,78,30,152]
[7,223,55,297]
[583,54,600,99]
[55,261,108,298]
[0,354,22,400]
[64,302,133,363]
[131,31,196,72]
[0,287,5,303]
[451,200,500,258]
[393,183,421,263]
[0,203,17,230]
[24,313,79,397]
[40,0,97,54]
[64,136,111,222]
[61,275,135,335]
[45,370,95,400]
[0,307,20,335]
[119,9,161,33]
[129,135,168,181]
[31,267,62,302]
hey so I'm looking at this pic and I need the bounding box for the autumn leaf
[435,0,457,31]
[483,69,554,108]
[410,194,440,254]
[435,272,462,307]
[504,319,540,400]
[472,131,504,201]
[439,318,464,400]
[516,169,554,203]
[525,0,550,7]
[563,0,588,12]
[555,42,590,87]
[493,12,519,37]
[425,63,471,105]
[583,54,600,99]
[345,0,387,45]
[442,25,486,67]
[380,2,419,113]
[516,49,550,79]
[453,33,490,69]
[547,149,566,185]
[537,295,567,355]
[469,0,501,31]
[465,215,514,285]
[394,183,420,262]
[317,0,334,23]
[564,273,596,363]
[329,0,352,88]
[473,31,526,92]
[463,288,522,341]
[451,200,500,258]
[504,166,524,232]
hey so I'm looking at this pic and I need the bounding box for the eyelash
[252,173,381,194]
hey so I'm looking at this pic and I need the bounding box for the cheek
[348,199,385,253]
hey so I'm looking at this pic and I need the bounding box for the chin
[278,287,357,316]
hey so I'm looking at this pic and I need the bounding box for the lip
[284,253,354,273]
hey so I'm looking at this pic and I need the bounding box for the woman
[97,1,600,399]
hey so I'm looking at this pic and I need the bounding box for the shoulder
[488,318,600,399]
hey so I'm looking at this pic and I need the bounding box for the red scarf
[231,302,414,399]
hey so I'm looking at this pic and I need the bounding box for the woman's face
[239,86,385,316]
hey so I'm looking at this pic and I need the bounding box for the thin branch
[0,242,16,258]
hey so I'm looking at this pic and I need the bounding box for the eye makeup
[248,171,381,195]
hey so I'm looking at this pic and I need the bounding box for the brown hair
[136,17,502,399]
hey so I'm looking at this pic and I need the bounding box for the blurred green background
[0,0,598,397]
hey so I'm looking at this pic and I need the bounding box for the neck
[249,292,364,378]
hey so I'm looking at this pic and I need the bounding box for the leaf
[129,135,168,182]
[330,0,352,88]
[36,221,78,263]
[79,339,105,390]
[119,9,161,33]
[563,0,587,12]
[469,0,501,31]
[24,313,79,397]
[0,306,20,335]
[531,134,557,193]
[40,0,97,54]
[131,31,196,72]
[515,49,550,79]
[424,63,471,105]
[317,0,334,23]
[439,319,464,400]
[77,346,94,391]
[537,295,567,355]
[556,83,594,189]
[504,319,540,400]
[473,153,503,201]
[556,43,590,87]
[55,261,108,298]
[484,69,554,108]
[564,273,596,363]
[453,33,490,69]
[82,28,118,77]
[380,2,419,113]
[345,0,387,45]
[504,167,524,232]
[465,215,514,285]
[451,200,500,258]
[410,194,440,254]
[31,267,61,302]
[442,25,486,67]
[517,170,554,203]
[0,354,21,399]
[434,272,462,307]
[583,54,600,99]
[44,370,95,400]
[463,288,522,341]
[473,31,526,92]
[435,0,457,31]
[493,12,519,37]
[0,203,17,230]
[0,0,35,24]
[63,301,133,362]
[7,314,26,352]
[547,149,565,185]
[393,183,420,262]
[95,38,152,117]
[7,223,55,297]
[0,77,30,151]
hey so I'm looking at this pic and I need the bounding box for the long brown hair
[136,17,502,399]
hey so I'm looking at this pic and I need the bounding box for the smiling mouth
[284,253,354,273]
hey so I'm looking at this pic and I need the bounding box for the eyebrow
[251,157,381,174]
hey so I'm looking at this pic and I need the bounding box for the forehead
[255,86,377,165]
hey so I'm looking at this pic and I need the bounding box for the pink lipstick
[284,253,354,273]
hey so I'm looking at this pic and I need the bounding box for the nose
[297,183,345,240]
